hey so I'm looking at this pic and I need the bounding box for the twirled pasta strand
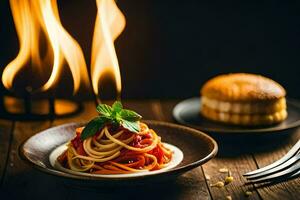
[62,123,172,174]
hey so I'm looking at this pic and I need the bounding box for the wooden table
[0,100,299,200]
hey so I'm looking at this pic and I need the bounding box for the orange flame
[91,0,125,96]
[2,0,89,93]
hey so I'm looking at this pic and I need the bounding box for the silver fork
[243,139,300,183]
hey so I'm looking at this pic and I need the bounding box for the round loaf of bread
[200,73,287,126]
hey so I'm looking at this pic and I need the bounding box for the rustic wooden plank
[253,129,300,199]
[159,100,262,200]
[155,100,178,122]
[0,119,14,185]
[202,157,261,200]
[0,98,69,199]
[151,100,212,200]
[67,170,210,200]
[0,120,70,199]
[1,101,98,199]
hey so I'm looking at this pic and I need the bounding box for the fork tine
[290,168,300,178]
[247,161,300,184]
[243,139,300,177]
[246,154,300,180]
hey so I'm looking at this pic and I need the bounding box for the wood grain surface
[0,100,299,200]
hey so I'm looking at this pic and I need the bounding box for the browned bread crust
[201,73,286,102]
[201,97,286,115]
[201,105,287,126]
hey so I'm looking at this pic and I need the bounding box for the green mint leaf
[80,116,109,140]
[112,101,123,113]
[96,104,112,117]
[81,101,143,140]
[119,109,142,121]
[121,120,140,133]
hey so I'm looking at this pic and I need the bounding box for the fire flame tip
[91,0,125,99]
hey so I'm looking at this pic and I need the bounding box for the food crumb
[210,181,224,188]
[219,168,229,173]
[245,191,252,197]
[225,176,234,185]
[225,195,232,200]
[205,174,211,180]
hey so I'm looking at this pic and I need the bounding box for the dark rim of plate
[19,120,218,181]
[173,97,300,134]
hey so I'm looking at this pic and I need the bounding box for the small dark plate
[19,120,217,184]
[173,97,300,134]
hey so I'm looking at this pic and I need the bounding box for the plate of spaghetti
[50,122,183,177]
[20,101,217,183]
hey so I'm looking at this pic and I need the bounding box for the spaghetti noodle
[57,122,173,174]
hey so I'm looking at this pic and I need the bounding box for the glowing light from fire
[2,0,89,93]
[91,0,125,96]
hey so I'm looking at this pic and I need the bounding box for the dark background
[1,0,300,100]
